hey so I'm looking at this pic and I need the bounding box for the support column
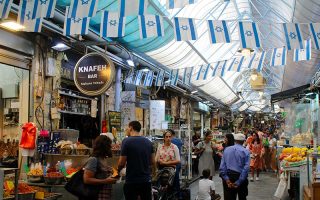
[201,113,204,138]
[115,66,121,112]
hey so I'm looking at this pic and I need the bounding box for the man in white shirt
[198,169,220,200]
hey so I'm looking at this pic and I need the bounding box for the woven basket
[76,148,89,155]
[60,148,72,155]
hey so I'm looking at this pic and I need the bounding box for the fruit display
[280,147,308,167]
[66,167,78,175]
[17,183,36,194]
[46,172,64,178]
[111,143,121,151]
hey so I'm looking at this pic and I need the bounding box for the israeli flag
[167,0,195,9]
[124,72,134,84]
[228,56,245,72]
[63,7,90,36]
[0,0,12,19]
[170,69,179,85]
[196,64,210,80]
[143,71,154,87]
[183,67,193,85]
[282,23,304,50]
[119,0,148,17]
[212,60,227,77]
[134,70,144,86]
[246,51,266,71]
[309,23,320,50]
[155,70,165,86]
[173,17,197,41]
[207,20,231,44]
[21,18,43,32]
[68,0,98,18]
[270,47,287,66]
[138,15,164,39]
[220,0,230,3]
[18,0,56,23]
[238,22,261,49]
[100,11,125,38]
[294,39,312,62]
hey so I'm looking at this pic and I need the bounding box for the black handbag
[64,158,102,199]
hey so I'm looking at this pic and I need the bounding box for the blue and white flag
[212,60,227,77]
[21,18,43,32]
[138,15,164,39]
[270,47,287,66]
[282,23,304,50]
[134,70,144,86]
[228,56,245,72]
[143,71,154,87]
[18,0,56,23]
[119,0,148,17]
[238,22,261,49]
[196,64,210,80]
[68,0,98,18]
[0,0,12,19]
[155,70,165,86]
[173,17,197,41]
[183,67,193,85]
[167,0,195,9]
[63,8,90,36]
[309,23,320,50]
[100,11,125,38]
[220,0,230,3]
[170,69,179,85]
[246,51,266,71]
[207,20,231,44]
[294,39,312,62]
[124,72,134,84]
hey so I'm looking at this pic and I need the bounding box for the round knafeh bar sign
[74,53,115,96]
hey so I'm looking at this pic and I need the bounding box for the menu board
[108,111,121,132]
[150,100,165,130]
[121,102,136,129]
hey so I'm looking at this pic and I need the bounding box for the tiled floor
[189,172,288,200]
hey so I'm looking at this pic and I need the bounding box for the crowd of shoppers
[73,120,280,200]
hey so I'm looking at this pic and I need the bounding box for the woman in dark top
[82,135,118,200]
[222,133,235,148]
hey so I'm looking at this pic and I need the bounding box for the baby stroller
[153,167,176,200]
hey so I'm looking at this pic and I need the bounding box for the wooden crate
[312,182,320,200]
[304,185,311,200]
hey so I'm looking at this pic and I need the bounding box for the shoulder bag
[65,157,102,199]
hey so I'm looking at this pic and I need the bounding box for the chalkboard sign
[74,53,115,96]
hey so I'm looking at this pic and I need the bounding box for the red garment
[20,123,37,149]
[249,142,264,169]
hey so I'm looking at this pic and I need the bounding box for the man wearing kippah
[219,133,250,200]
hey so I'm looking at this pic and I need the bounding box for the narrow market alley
[190,173,280,200]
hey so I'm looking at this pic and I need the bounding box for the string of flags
[124,39,312,87]
[3,0,317,54]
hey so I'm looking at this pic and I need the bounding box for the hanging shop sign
[74,53,115,96]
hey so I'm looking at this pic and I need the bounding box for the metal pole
[115,66,121,112]
[100,94,105,133]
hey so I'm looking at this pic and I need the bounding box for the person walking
[248,132,264,181]
[118,121,155,200]
[219,133,250,200]
[82,135,118,200]
[169,129,183,199]
[195,131,216,178]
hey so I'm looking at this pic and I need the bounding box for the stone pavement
[189,172,284,200]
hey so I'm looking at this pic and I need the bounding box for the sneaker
[250,177,254,182]
[256,177,260,181]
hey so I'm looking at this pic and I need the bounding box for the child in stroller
[153,167,176,200]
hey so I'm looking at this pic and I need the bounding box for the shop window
[0,63,29,140]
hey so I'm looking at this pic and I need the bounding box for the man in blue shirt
[169,129,184,199]
[118,121,155,200]
[219,133,250,200]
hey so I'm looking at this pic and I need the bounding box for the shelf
[58,90,95,101]
[42,153,89,157]
[0,168,19,171]
[57,109,88,116]
[26,182,66,187]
